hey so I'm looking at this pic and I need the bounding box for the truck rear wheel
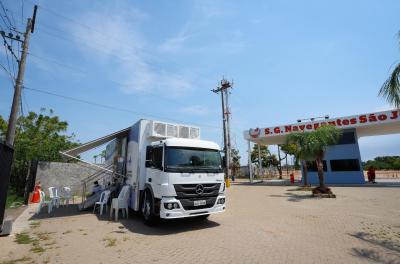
[141,190,158,226]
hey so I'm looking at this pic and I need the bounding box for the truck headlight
[164,202,180,210]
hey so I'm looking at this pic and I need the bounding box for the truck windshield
[165,147,223,173]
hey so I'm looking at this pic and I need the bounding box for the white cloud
[373,104,395,112]
[181,105,211,116]
[159,32,188,53]
[158,0,244,55]
[194,0,232,19]
[249,18,263,25]
[65,3,194,97]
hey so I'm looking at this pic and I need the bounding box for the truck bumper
[159,195,226,219]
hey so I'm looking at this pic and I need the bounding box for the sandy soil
[1,184,400,264]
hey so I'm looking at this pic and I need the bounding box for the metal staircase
[78,163,125,211]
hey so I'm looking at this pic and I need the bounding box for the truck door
[145,145,163,198]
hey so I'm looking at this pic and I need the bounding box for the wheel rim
[142,193,151,219]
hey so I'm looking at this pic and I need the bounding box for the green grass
[14,231,48,255]
[30,241,45,254]
[29,221,40,229]
[0,256,32,264]
[34,231,53,241]
[103,237,117,247]
[5,189,24,209]
[14,232,35,245]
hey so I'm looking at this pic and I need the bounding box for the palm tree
[287,125,341,193]
[286,135,312,186]
[93,154,98,164]
[100,150,106,164]
[379,31,400,108]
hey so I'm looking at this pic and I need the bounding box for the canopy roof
[62,127,130,157]
[244,109,400,145]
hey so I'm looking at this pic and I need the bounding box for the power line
[26,51,200,107]
[21,0,24,25]
[23,86,222,130]
[0,11,10,30]
[0,62,15,82]
[27,52,87,74]
[22,88,29,114]
[25,0,132,47]
[37,26,141,64]
[0,0,14,30]
[19,2,224,128]
[3,41,14,77]
[1,34,19,62]
[26,0,97,33]
[26,3,214,82]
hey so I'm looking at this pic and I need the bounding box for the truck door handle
[148,178,152,182]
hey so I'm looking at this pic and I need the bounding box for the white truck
[104,119,226,225]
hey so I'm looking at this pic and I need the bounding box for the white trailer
[101,119,226,225]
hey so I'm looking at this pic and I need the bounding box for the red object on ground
[290,173,295,184]
[367,167,376,182]
[30,183,41,203]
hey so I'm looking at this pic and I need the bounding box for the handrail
[60,152,125,178]
[59,151,127,206]
[81,164,114,184]
[81,168,116,205]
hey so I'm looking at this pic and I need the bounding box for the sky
[0,0,399,164]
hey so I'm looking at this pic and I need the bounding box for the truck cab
[142,138,226,223]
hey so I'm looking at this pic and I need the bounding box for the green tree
[363,156,400,170]
[0,109,78,194]
[285,136,311,186]
[276,145,287,179]
[100,150,106,163]
[379,31,400,108]
[280,143,300,169]
[251,144,270,167]
[251,144,281,178]
[230,148,241,178]
[287,125,341,192]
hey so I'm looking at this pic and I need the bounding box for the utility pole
[0,5,37,236]
[5,5,37,146]
[212,78,233,183]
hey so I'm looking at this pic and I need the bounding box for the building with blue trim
[244,110,400,184]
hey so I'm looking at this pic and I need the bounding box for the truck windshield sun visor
[165,147,223,173]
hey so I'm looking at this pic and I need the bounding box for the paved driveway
[1,184,400,264]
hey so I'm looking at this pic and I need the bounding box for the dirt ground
[1,184,400,264]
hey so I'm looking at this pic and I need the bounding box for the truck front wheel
[141,190,158,226]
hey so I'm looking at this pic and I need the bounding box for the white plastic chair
[48,187,60,208]
[37,191,52,214]
[61,186,73,206]
[93,190,110,215]
[110,186,130,221]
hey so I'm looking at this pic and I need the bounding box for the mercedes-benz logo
[195,184,204,195]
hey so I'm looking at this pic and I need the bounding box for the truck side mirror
[145,160,153,168]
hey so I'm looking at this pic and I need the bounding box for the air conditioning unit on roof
[151,121,200,139]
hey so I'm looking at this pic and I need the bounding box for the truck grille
[174,183,221,199]
[178,197,217,210]
[173,183,221,211]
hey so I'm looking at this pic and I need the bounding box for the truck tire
[141,190,159,226]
